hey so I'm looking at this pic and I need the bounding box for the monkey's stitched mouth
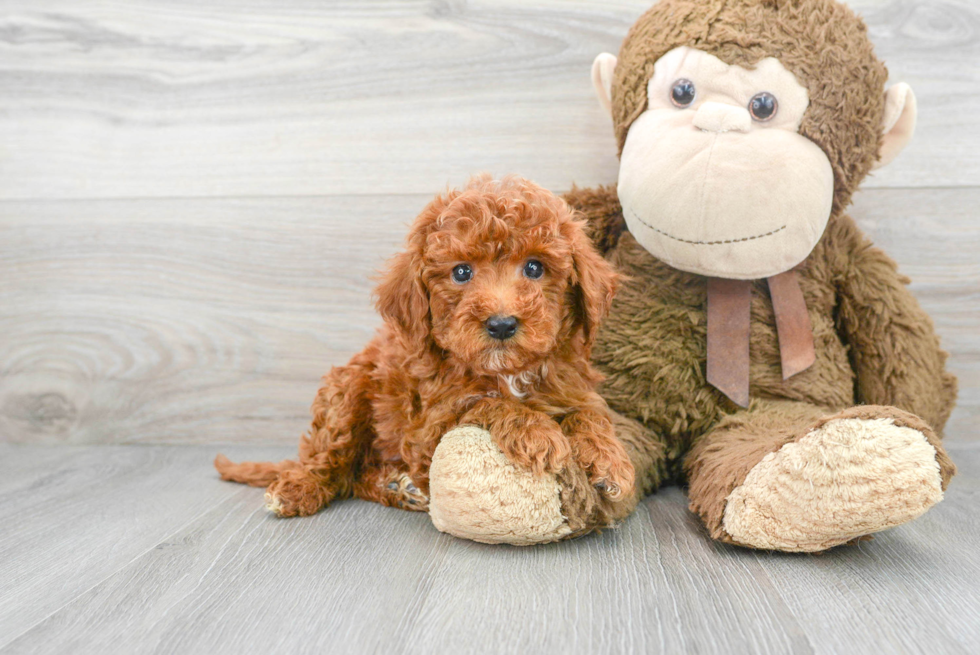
[626,206,787,245]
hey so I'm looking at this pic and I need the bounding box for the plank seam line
[1,184,977,204]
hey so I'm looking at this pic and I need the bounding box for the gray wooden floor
[2,443,979,654]
[2,1,980,653]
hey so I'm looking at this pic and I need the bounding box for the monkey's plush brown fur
[215,176,633,517]
[550,0,958,545]
[567,186,956,539]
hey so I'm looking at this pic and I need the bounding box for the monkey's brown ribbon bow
[706,270,816,407]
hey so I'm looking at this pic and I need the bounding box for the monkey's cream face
[617,47,834,279]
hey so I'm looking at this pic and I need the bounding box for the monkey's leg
[265,362,376,518]
[684,400,955,552]
[427,410,669,545]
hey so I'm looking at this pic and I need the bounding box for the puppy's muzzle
[485,315,519,341]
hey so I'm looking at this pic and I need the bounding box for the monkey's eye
[523,260,544,280]
[451,264,472,284]
[748,92,778,121]
[670,79,696,108]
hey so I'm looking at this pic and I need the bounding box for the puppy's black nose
[485,315,518,341]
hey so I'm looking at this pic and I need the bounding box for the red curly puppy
[215,176,634,517]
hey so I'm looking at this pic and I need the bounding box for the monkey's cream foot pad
[722,417,945,552]
[428,425,571,545]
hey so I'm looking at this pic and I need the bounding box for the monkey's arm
[562,184,627,255]
[832,215,958,433]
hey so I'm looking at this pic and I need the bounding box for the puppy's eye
[748,92,778,121]
[670,79,696,108]
[451,263,472,284]
[523,260,544,280]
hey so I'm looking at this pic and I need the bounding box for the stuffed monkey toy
[426,0,958,552]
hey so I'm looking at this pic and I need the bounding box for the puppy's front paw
[591,459,635,501]
[495,418,571,476]
[562,419,636,501]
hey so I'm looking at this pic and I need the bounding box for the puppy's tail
[214,453,302,487]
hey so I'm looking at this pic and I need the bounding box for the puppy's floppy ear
[375,247,430,351]
[375,192,455,350]
[567,219,620,353]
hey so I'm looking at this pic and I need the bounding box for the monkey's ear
[874,83,917,170]
[591,53,617,117]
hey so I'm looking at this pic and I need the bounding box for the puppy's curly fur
[215,176,634,516]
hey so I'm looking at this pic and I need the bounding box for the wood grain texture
[0,0,977,199]
[0,443,287,645]
[0,195,418,444]
[2,188,977,445]
[2,443,978,654]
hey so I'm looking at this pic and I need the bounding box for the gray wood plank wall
[1,0,978,446]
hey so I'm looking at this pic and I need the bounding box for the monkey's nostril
[485,315,519,341]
